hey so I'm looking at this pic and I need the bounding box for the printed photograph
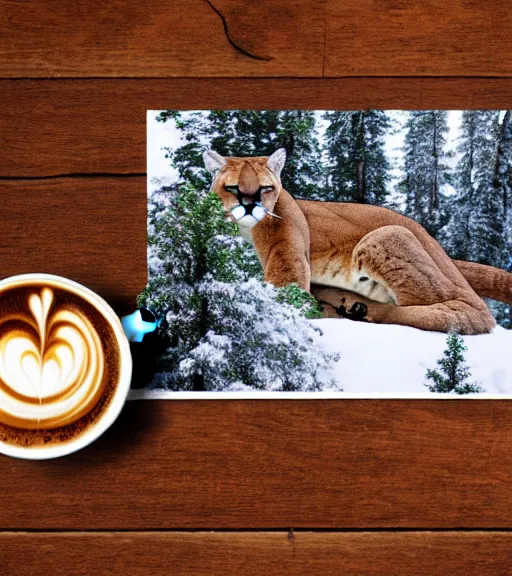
[144,110,512,396]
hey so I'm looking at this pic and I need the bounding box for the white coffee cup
[0,273,132,460]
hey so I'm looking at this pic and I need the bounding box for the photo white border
[129,390,511,400]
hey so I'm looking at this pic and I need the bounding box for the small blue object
[121,308,159,343]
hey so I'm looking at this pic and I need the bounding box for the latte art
[0,274,131,459]
[0,287,106,430]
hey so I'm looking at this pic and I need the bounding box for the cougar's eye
[260,185,274,193]
[224,185,239,194]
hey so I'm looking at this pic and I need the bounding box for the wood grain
[325,0,512,76]
[2,531,512,575]
[0,0,325,78]
[2,78,512,177]
[2,1,512,78]
[0,400,511,530]
[0,177,146,313]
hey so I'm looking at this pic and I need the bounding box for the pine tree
[401,111,451,237]
[157,110,325,199]
[442,111,503,264]
[441,111,477,259]
[495,111,512,257]
[487,111,512,327]
[140,182,339,392]
[435,111,512,269]
[323,111,390,205]
[425,333,483,394]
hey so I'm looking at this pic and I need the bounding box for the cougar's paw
[336,298,369,322]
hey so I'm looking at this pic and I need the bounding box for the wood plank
[2,531,512,575]
[0,177,146,313]
[0,0,325,78]
[325,0,512,76]
[1,1,512,79]
[2,78,512,177]
[0,400,511,529]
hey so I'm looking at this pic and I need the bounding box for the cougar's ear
[267,148,287,179]
[203,149,227,174]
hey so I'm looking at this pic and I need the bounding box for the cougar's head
[203,148,286,229]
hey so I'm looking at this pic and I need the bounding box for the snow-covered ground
[311,319,512,397]
[129,319,512,399]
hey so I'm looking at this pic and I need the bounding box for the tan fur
[205,150,512,335]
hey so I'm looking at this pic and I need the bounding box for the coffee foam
[0,282,120,449]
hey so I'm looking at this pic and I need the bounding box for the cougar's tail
[454,259,512,304]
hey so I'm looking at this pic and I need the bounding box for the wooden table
[1,1,512,574]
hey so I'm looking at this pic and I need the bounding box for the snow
[129,318,512,399]
[311,319,512,397]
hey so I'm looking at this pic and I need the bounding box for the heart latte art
[0,287,106,430]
